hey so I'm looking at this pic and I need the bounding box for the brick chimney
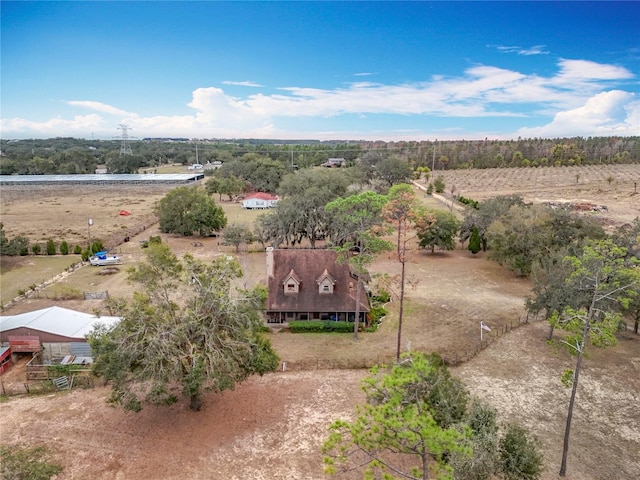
[266,247,274,279]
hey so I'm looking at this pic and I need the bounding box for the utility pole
[432,139,437,172]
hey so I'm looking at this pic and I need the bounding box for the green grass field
[0,256,80,306]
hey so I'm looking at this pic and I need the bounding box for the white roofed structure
[0,306,120,343]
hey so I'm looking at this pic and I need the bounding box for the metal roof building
[0,306,120,343]
[0,173,204,186]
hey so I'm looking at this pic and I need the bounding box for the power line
[114,124,137,157]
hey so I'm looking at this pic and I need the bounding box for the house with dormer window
[265,248,369,324]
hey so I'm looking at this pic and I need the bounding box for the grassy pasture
[0,255,80,306]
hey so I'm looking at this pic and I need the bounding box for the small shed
[242,192,279,209]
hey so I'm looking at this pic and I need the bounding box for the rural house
[265,248,370,324]
[321,157,346,168]
[242,192,279,209]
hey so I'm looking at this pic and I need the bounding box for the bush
[433,175,445,193]
[457,195,479,209]
[59,240,69,255]
[141,235,162,248]
[289,320,354,333]
[0,444,63,480]
[498,424,543,480]
[90,240,104,254]
[7,236,29,256]
[31,243,41,255]
[73,245,83,255]
[46,238,56,255]
[368,305,388,323]
[372,290,391,304]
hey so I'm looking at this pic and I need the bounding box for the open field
[430,163,640,227]
[1,164,639,479]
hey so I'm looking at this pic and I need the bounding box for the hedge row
[289,320,354,333]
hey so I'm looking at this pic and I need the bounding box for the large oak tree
[88,244,279,412]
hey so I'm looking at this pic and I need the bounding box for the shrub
[433,175,445,193]
[46,238,56,255]
[59,240,69,255]
[368,305,388,323]
[73,245,83,255]
[81,249,91,262]
[289,320,354,333]
[141,235,162,248]
[498,424,543,480]
[7,236,29,256]
[31,243,41,255]
[457,195,479,209]
[372,290,391,304]
[90,240,104,254]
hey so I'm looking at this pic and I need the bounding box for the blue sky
[1,1,638,140]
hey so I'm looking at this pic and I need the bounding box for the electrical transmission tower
[114,123,136,157]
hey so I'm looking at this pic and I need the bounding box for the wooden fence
[277,314,545,372]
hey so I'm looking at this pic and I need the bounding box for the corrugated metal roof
[0,307,120,340]
[0,174,203,185]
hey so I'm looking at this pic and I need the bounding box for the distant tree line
[1,136,637,175]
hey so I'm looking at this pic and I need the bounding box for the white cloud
[555,59,634,82]
[494,44,548,56]
[1,59,636,140]
[1,114,108,137]
[222,81,264,87]
[515,90,639,138]
[65,101,135,117]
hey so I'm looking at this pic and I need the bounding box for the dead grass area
[454,322,640,480]
[431,163,640,228]
[1,168,639,479]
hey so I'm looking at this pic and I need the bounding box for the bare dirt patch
[454,322,640,480]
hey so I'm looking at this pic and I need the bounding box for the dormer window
[283,269,301,294]
[317,269,336,294]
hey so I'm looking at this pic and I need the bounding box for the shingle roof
[266,249,369,313]
[0,307,120,340]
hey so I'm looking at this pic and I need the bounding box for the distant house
[321,158,346,168]
[265,248,369,324]
[0,306,120,362]
[203,161,223,171]
[242,192,279,209]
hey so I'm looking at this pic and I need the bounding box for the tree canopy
[88,244,279,412]
[416,209,461,253]
[156,186,227,237]
[536,240,639,476]
[323,352,543,480]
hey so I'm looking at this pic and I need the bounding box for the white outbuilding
[0,306,120,361]
[242,192,279,209]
